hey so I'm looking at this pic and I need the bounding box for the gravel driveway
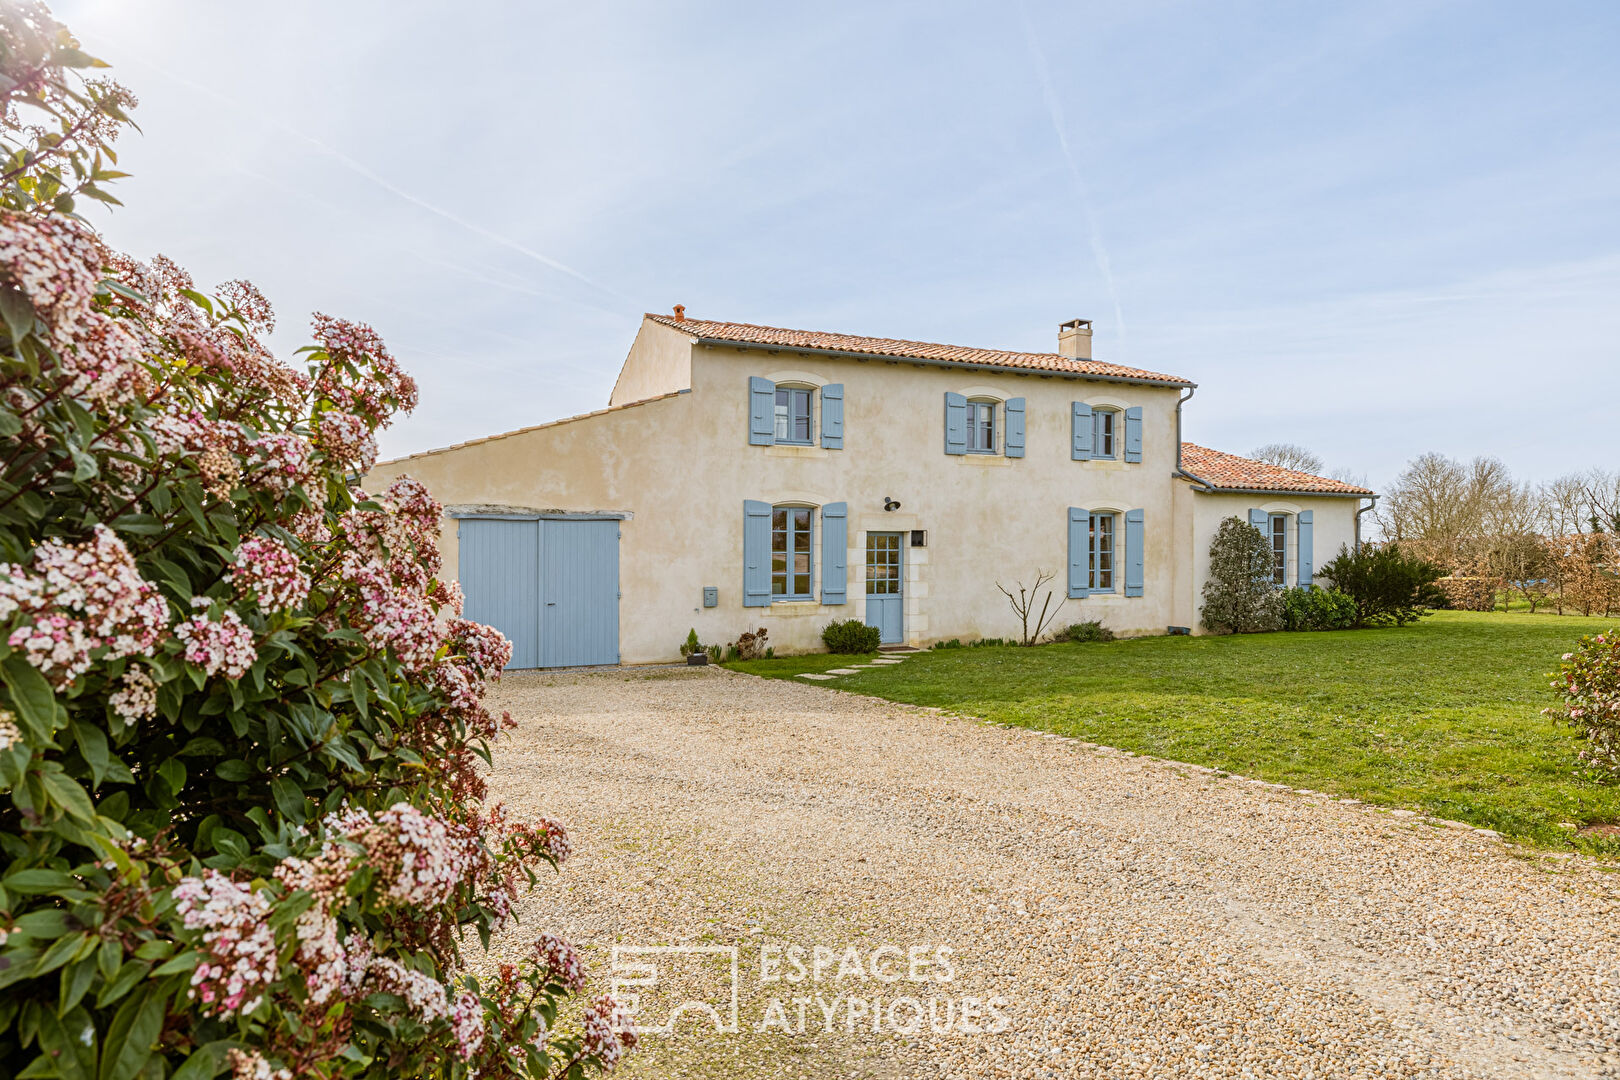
[480,666,1620,1080]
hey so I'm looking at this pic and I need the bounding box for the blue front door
[864,532,904,644]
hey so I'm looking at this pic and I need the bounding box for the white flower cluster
[0,524,167,687]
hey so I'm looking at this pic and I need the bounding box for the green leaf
[94,960,150,1009]
[33,932,91,976]
[4,868,75,893]
[4,654,62,740]
[270,777,305,823]
[14,909,72,936]
[71,721,112,788]
[41,771,97,824]
[168,1040,240,1080]
[59,954,96,1013]
[213,760,250,782]
[150,951,199,977]
[36,1005,94,1080]
[155,758,185,796]
[0,409,20,437]
[98,990,165,1080]
[0,286,35,342]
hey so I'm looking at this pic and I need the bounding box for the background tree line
[1248,444,1620,616]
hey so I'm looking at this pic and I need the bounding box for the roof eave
[1186,482,1375,499]
[690,334,1196,389]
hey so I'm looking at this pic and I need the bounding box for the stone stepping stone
[824,668,862,675]
[870,658,905,665]
[796,673,837,681]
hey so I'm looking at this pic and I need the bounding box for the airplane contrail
[124,52,628,303]
[1017,2,1127,352]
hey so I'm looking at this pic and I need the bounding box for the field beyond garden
[727,611,1620,854]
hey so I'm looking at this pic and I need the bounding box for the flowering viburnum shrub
[1546,631,1620,779]
[0,6,632,1078]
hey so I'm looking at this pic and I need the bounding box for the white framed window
[1089,512,1116,592]
[967,400,995,453]
[1093,408,1117,459]
[771,506,814,598]
[774,387,813,444]
[1269,512,1288,586]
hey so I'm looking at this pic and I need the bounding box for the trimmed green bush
[1317,543,1446,627]
[822,619,881,653]
[1052,620,1116,643]
[1280,587,1357,631]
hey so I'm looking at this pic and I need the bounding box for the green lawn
[725,611,1620,855]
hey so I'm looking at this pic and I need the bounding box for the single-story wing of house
[364,309,1375,667]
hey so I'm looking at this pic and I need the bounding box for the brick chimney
[1058,318,1092,359]
[672,304,686,322]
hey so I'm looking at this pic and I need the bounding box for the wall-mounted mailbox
[910,530,927,547]
[702,586,718,608]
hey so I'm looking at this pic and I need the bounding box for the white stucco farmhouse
[365,309,1375,667]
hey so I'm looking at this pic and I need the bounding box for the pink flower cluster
[448,617,513,676]
[314,410,378,474]
[246,432,318,499]
[0,211,102,330]
[368,955,450,1024]
[172,871,278,1017]
[335,477,450,671]
[580,994,638,1070]
[174,603,257,679]
[451,991,486,1059]
[0,525,167,687]
[532,932,586,993]
[311,313,419,425]
[226,1050,291,1080]
[231,536,310,614]
[366,802,480,906]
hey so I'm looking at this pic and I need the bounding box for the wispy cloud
[121,52,629,304]
[1017,1,1126,352]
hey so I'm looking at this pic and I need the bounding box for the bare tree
[1248,442,1325,475]
[995,571,1066,645]
[1582,468,1620,534]
[1538,474,1590,537]
[1378,452,1517,571]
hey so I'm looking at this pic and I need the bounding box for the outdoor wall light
[883,497,901,511]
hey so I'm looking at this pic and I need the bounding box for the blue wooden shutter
[1067,507,1087,598]
[1249,508,1268,532]
[743,500,772,606]
[944,392,968,455]
[1124,509,1145,596]
[1004,397,1026,458]
[749,377,775,445]
[820,383,844,449]
[821,502,848,604]
[1124,406,1143,463]
[1297,510,1313,588]
[1071,402,1093,460]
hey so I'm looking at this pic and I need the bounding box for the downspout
[1354,495,1380,554]
[1173,386,1214,490]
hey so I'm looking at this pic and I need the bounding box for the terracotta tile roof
[644,313,1192,386]
[1181,443,1374,496]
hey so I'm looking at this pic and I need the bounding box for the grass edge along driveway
[725,611,1620,857]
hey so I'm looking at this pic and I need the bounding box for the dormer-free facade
[367,310,1374,667]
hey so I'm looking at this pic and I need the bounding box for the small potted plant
[680,628,709,665]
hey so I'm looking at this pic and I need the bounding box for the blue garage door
[458,517,620,669]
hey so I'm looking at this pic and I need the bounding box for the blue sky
[56,0,1620,487]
